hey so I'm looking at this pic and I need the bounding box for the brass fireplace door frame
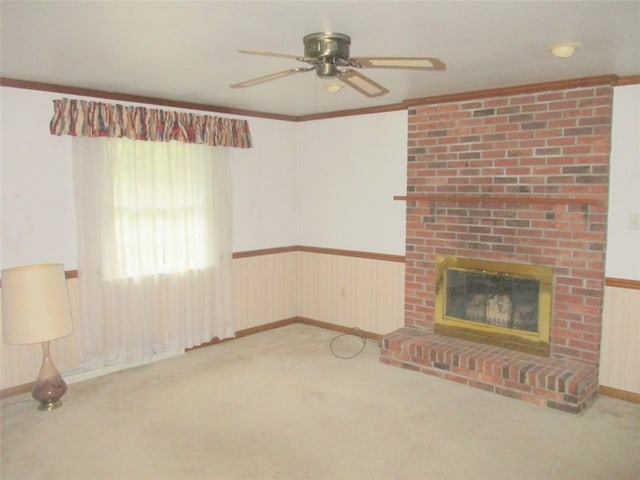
[435,256,553,350]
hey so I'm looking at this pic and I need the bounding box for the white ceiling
[2,1,639,117]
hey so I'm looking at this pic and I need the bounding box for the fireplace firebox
[435,257,553,356]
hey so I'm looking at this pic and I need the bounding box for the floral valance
[50,98,253,148]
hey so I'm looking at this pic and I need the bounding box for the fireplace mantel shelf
[393,194,602,206]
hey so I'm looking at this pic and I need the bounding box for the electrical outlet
[629,213,640,230]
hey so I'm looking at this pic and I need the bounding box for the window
[72,136,234,366]
[107,140,214,279]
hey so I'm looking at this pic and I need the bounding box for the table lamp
[2,264,75,411]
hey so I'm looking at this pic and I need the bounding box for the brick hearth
[380,79,613,412]
[380,328,598,413]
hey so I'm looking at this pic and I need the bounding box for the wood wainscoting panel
[599,285,640,395]
[232,250,299,331]
[297,250,405,335]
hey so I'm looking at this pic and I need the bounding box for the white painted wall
[296,111,407,255]
[1,88,78,269]
[606,84,640,281]
[0,87,298,269]
[231,117,298,252]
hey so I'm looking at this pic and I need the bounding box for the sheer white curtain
[72,136,234,368]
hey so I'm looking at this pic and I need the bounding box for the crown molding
[616,74,640,86]
[2,74,637,122]
[0,77,298,122]
[402,75,620,108]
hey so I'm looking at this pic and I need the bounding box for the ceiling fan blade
[351,56,446,71]
[238,49,308,61]
[230,67,313,88]
[337,70,389,98]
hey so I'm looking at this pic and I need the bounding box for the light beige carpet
[2,323,639,480]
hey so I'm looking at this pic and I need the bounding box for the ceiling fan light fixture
[548,42,581,58]
[325,84,343,94]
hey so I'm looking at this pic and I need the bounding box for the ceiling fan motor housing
[304,32,351,62]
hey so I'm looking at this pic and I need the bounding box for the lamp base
[38,400,63,411]
[32,341,68,411]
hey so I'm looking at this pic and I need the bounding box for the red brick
[399,84,609,409]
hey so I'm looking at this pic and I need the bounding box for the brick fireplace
[380,78,613,413]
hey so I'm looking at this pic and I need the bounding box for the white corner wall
[296,111,407,255]
[606,84,640,280]
[231,117,298,252]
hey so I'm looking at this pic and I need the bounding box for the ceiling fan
[230,32,446,97]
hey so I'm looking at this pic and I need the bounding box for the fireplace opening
[435,257,553,356]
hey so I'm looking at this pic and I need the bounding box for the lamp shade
[2,264,74,344]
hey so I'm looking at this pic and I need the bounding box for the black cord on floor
[329,327,372,359]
